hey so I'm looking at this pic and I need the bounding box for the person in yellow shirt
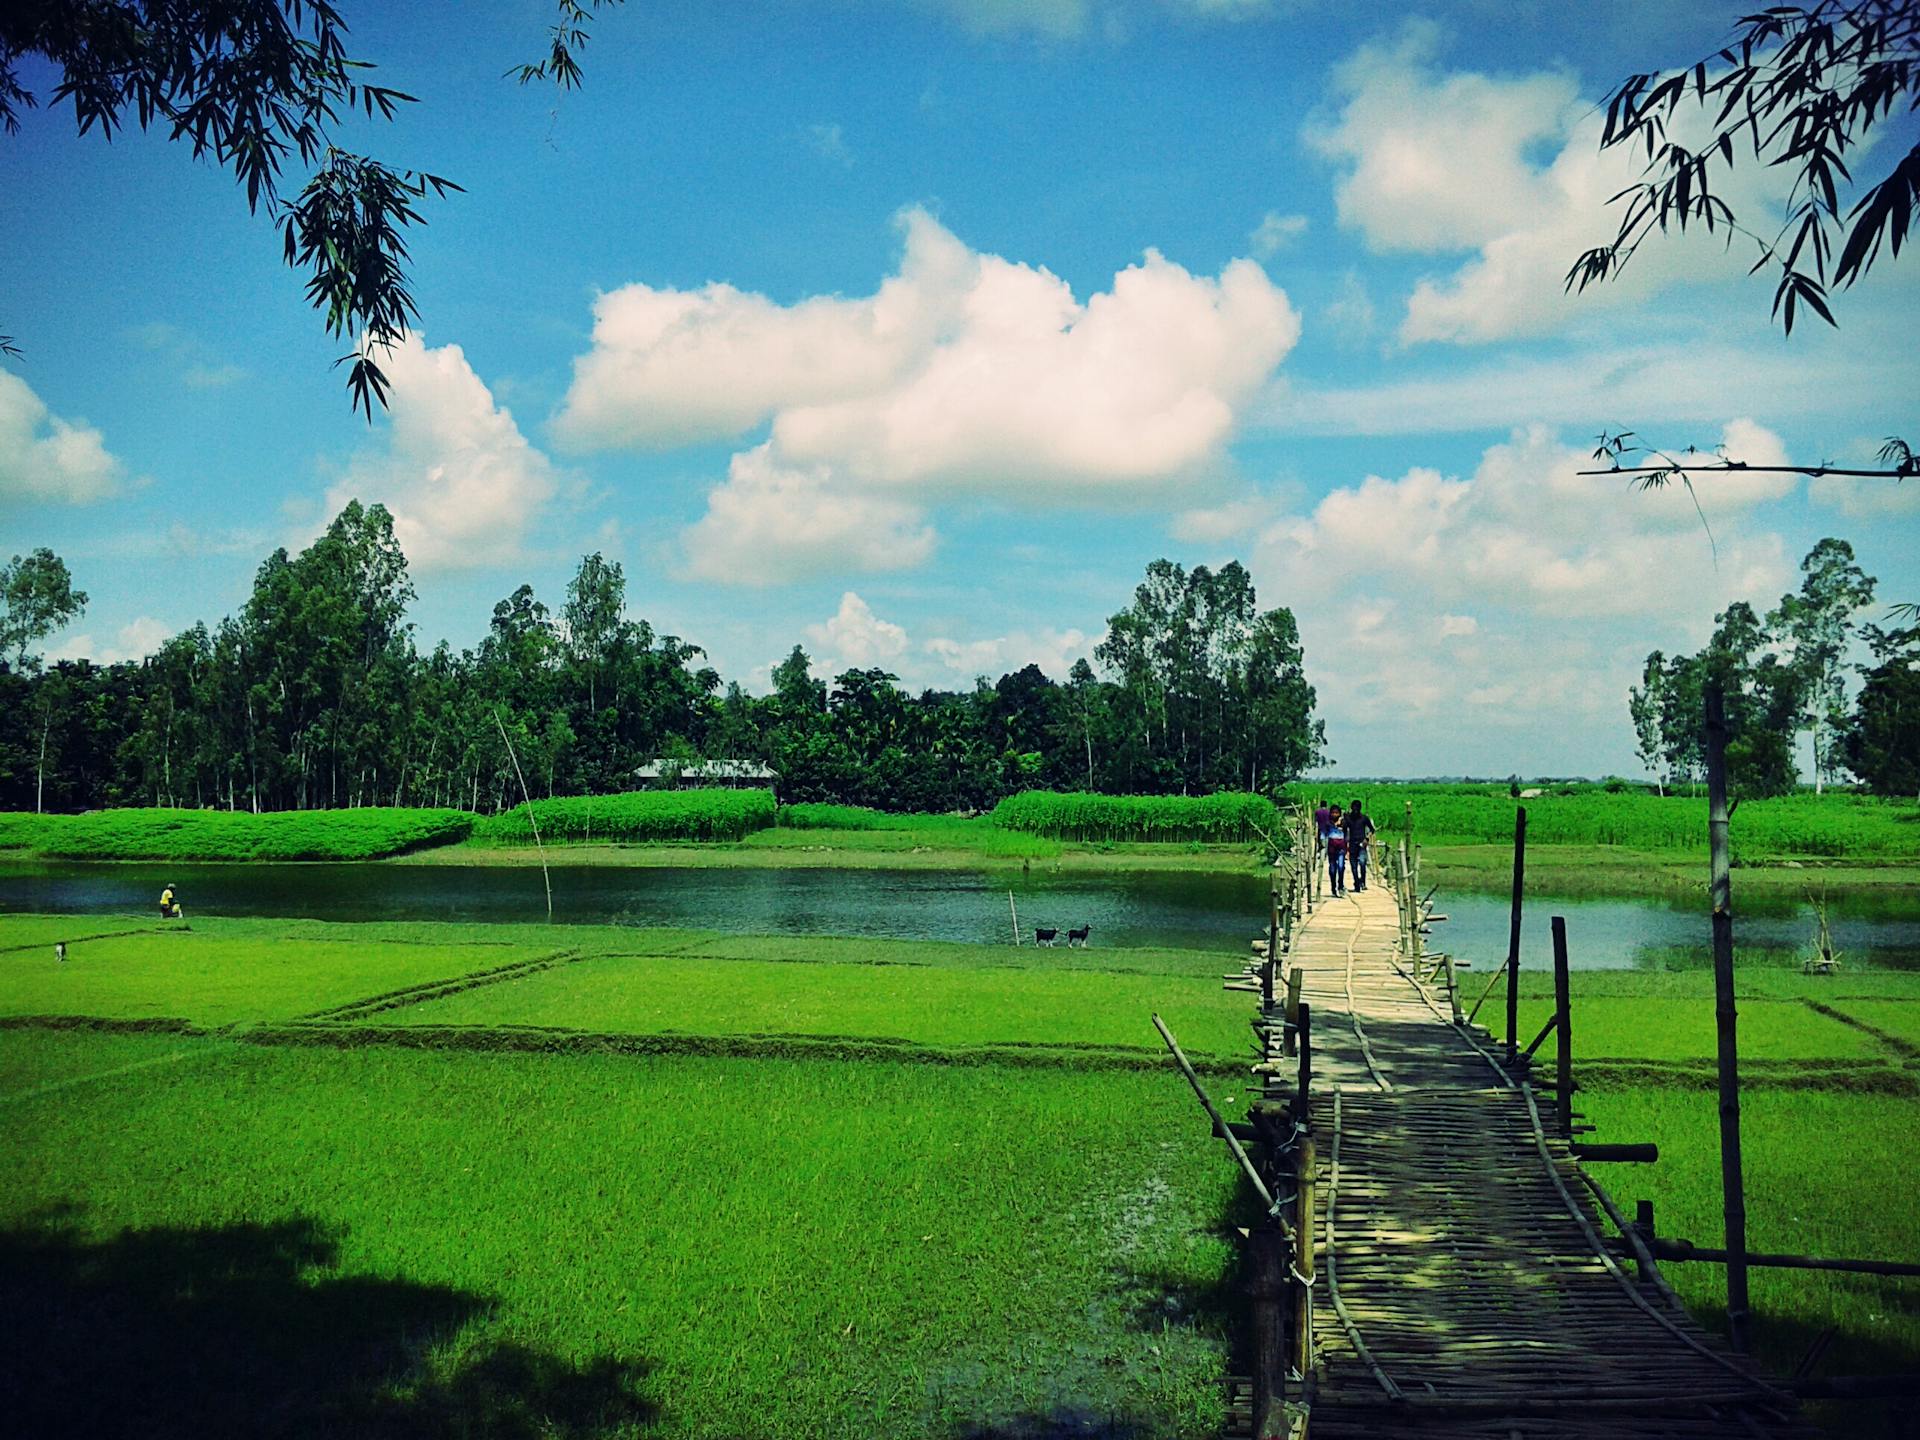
[159,883,182,920]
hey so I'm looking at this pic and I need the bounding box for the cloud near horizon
[1211,422,1799,769]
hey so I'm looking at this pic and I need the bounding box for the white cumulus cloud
[326,335,558,572]
[563,210,1299,586]
[680,444,936,587]
[1237,425,1796,770]
[807,591,910,667]
[1310,22,1785,345]
[0,371,122,504]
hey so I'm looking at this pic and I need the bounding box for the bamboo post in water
[1705,681,1752,1352]
[1008,889,1021,947]
[492,709,552,922]
[1506,806,1528,1064]
[1551,916,1573,1136]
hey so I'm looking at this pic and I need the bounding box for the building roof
[634,758,777,780]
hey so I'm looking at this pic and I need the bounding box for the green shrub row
[988,790,1280,843]
[775,803,887,830]
[0,808,473,861]
[473,788,777,845]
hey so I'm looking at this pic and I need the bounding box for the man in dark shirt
[1347,801,1375,892]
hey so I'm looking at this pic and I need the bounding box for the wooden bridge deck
[1226,882,1807,1439]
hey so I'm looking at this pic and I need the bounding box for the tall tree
[1629,651,1670,793]
[1767,538,1877,792]
[1,548,87,668]
[1844,619,1920,796]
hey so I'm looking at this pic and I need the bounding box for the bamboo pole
[492,709,552,922]
[1705,680,1751,1352]
[1008,889,1021,947]
[1292,1123,1317,1383]
[1152,1014,1281,1218]
[1506,805,1527,1064]
[1552,915,1573,1136]
[1637,1237,1920,1278]
[1249,1224,1289,1438]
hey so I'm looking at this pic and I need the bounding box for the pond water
[2,861,1916,969]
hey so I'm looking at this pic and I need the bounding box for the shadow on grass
[0,1205,656,1438]
[949,1414,1161,1439]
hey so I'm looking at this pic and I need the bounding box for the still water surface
[3,862,1916,969]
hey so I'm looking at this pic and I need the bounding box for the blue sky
[3,0,1916,777]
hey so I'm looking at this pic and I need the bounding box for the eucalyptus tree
[1,548,87,669]
[1767,538,1876,792]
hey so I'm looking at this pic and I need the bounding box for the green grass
[776,803,890,830]
[1582,1085,1920,1395]
[0,1032,1240,1439]
[0,807,473,861]
[364,951,1247,1059]
[1820,1000,1920,1052]
[0,925,567,1027]
[672,931,1233,979]
[1513,995,1890,1062]
[474,789,777,845]
[990,792,1280,844]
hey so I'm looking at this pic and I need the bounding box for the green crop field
[0,807,474,861]
[991,791,1280,844]
[2,1033,1239,1440]
[363,950,1247,1061]
[1283,783,1920,860]
[474,788,778,845]
[3,906,1915,1436]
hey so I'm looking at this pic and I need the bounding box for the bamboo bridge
[1160,818,1812,1440]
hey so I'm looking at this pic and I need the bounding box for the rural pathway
[1227,882,1809,1439]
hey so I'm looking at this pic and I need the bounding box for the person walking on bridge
[1326,804,1348,898]
[1313,798,1332,860]
[1346,800,1374,892]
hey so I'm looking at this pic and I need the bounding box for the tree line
[1629,537,1916,798]
[0,504,1326,815]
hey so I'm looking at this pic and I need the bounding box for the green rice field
[2,908,1915,1436]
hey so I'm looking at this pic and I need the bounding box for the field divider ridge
[1801,997,1919,1059]
[235,1020,1252,1074]
[290,946,586,1024]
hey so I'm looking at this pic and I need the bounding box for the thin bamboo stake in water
[1506,805,1527,1063]
[1704,681,1751,1351]
[1008,889,1021,947]
[493,709,552,921]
